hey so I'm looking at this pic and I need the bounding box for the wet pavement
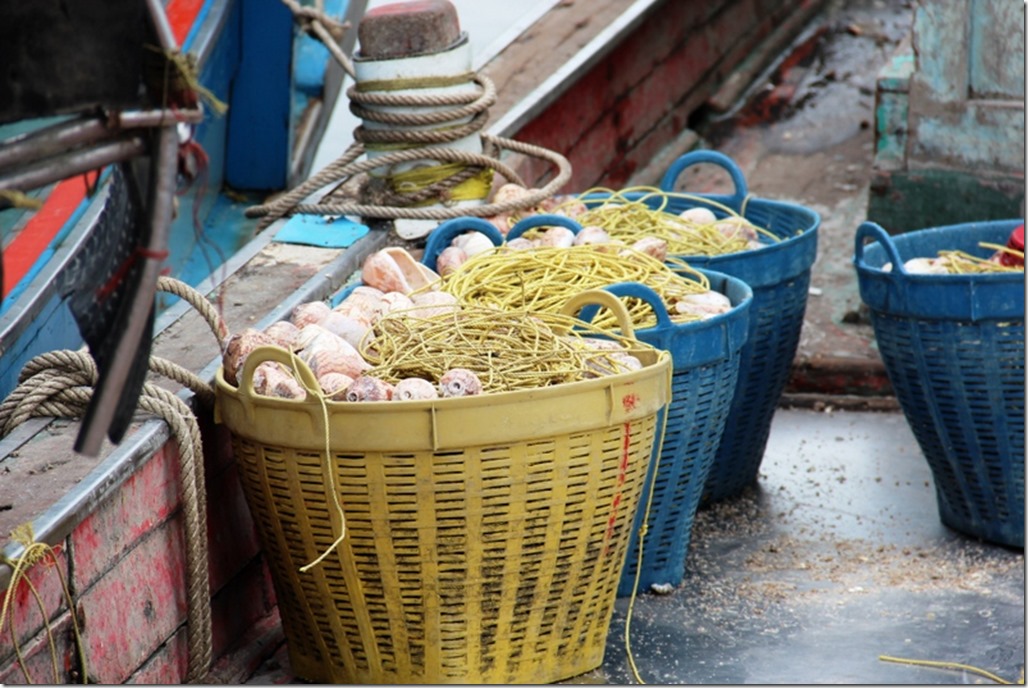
[588,408,1024,685]
[243,0,1024,683]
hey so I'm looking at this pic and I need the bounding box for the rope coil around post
[246,132,572,229]
[244,46,573,231]
[0,277,228,684]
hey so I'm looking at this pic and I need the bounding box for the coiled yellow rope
[0,525,88,684]
[563,186,782,256]
[433,245,711,331]
[361,304,651,392]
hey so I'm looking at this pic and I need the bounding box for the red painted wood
[210,557,277,659]
[513,0,792,190]
[0,545,71,668]
[1,177,88,297]
[0,612,76,684]
[71,445,182,590]
[77,515,189,684]
[126,626,190,684]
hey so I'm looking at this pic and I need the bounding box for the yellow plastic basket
[214,292,672,684]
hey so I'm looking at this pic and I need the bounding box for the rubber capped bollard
[353,0,490,239]
[357,0,461,59]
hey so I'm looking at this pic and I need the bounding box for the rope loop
[279,0,356,79]
[245,56,571,229]
[0,276,228,683]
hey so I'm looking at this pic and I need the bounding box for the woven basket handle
[237,344,322,408]
[506,213,583,240]
[658,150,748,211]
[422,217,504,271]
[558,288,636,340]
[574,282,674,330]
[854,221,906,274]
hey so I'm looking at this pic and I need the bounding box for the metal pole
[0,137,147,192]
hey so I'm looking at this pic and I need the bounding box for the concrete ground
[590,408,1024,685]
[245,0,1025,683]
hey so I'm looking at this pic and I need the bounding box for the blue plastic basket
[424,215,753,593]
[579,280,751,596]
[581,150,821,503]
[854,220,1025,548]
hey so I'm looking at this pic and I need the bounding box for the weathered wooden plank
[483,0,640,120]
[0,610,76,684]
[77,515,188,684]
[209,556,277,660]
[205,456,263,594]
[506,0,805,190]
[70,444,182,590]
[125,627,189,684]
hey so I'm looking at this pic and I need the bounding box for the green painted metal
[868,167,1024,234]
[873,91,909,171]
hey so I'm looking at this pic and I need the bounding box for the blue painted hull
[0,0,358,400]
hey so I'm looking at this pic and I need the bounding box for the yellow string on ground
[622,363,673,685]
[879,654,1021,684]
[1,524,88,684]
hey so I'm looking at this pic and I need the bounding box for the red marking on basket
[622,393,640,412]
[603,422,633,556]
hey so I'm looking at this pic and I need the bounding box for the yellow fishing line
[560,186,783,257]
[879,654,1019,684]
[1,524,89,683]
[282,349,347,574]
[622,362,673,685]
[361,305,650,392]
[437,245,710,331]
[935,247,1025,274]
